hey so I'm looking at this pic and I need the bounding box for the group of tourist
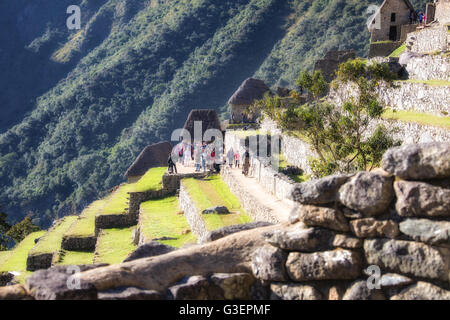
[409,9,428,25]
[167,142,251,177]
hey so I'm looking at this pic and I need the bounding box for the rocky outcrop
[123,241,176,263]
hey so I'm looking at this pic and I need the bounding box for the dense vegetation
[0,0,428,227]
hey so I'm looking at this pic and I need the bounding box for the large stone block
[294,205,349,232]
[364,239,450,282]
[270,283,323,300]
[382,142,450,180]
[399,219,450,247]
[209,273,255,300]
[251,245,288,282]
[338,172,394,217]
[342,280,385,300]
[98,287,163,300]
[286,249,362,281]
[350,218,399,239]
[168,275,223,300]
[123,241,175,263]
[394,181,450,217]
[390,282,450,300]
[263,226,334,252]
[291,174,352,205]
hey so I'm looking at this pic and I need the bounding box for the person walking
[234,151,240,168]
[242,149,250,176]
[227,148,234,168]
[194,143,201,172]
[168,155,177,174]
[201,148,206,173]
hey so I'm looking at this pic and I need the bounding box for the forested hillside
[0,0,427,227]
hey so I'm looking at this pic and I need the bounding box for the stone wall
[405,54,450,81]
[369,42,402,58]
[178,183,208,242]
[26,253,54,272]
[436,0,450,24]
[406,25,448,53]
[221,166,281,224]
[250,142,450,300]
[61,236,96,252]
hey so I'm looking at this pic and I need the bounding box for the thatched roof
[182,109,222,141]
[125,141,173,177]
[228,78,270,106]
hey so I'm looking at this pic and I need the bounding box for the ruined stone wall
[436,0,450,24]
[178,183,209,242]
[405,54,450,81]
[406,25,448,53]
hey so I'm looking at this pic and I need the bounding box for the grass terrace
[57,251,94,266]
[182,175,252,231]
[0,231,45,273]
[139,196,197,248]
[399,79,450,86]
[99,183,135,216]
[383,109,450,129]
[94,227,137,265]
[389,43,406,58]
[28,216,78,259]
[277,153,310,183]
[133,167,166,193]
[64,199,107,239]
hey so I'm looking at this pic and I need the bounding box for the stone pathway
[173,162,293,223]
[226,167,293,222]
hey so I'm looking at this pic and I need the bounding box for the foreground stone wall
[249,142,450,300]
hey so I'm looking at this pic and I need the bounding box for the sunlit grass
[94,227,137,265]
[277,153,310,183]
[383,109,450,129]
[29,217,78,257]
[140,196,196,248]
[399,79,450,86]
[0,231,45,272]
[133,167,166,192]
[65,199,107,238]
[57,250,94,265]
[389,43,406,58]
[182,175,252,231]
[99,183,135,216]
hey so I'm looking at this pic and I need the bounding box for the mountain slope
[0,0,427,226]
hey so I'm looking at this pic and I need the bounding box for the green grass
[0,231,46,273]
[182,175,252,231]
[94,227,137,265]
[383,109,450,129]
[57,251,94,265]
[65,199,107,238]
[99,183,135,216]
[399,79,450,86]
[371,40,394,44]
[140,196,197,248]
[389,43,406,58]
[28,216,78,257]
[133,167,166,193]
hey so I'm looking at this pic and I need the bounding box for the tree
[256,59,400,177]
[6,216,41,245]
[0,208,11,251]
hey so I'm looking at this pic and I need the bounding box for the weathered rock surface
[270,283,323,300]
[350,218,399,239]
[338,172,394,216]
[202,222,273,243]
[379,273,413,288]
[332,234,363,249]
[210,273,255,300]
[202,206,230,215]
[251,245,288,282]
[263,226,334,252]
[0,284,31,300]
[286,250,361,281]
[399,219,450,247]
[98,287,163,300]
[291,174,352,204]
[382,142,450,180]
[364,239,450,282]
[390,282,450,300]
[123,241,176,263]
[26,265,102,300]
[0,272,14,287]
[168,275,223,300]
[394,181,450,217]
[295,205,349,232]
[342,280,385,300]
